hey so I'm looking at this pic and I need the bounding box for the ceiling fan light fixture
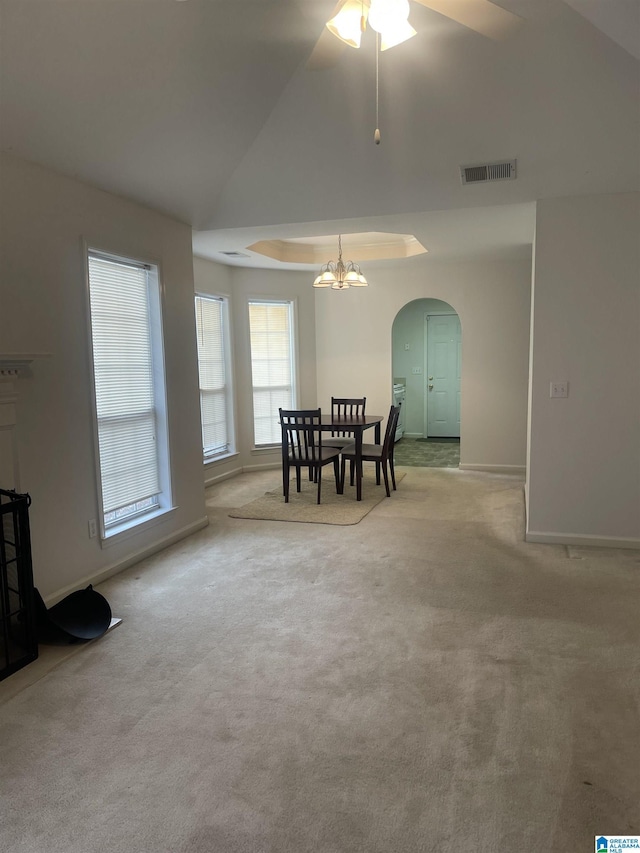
[326,1,368,49]
[368,0,410,33]
[380,18,417,50]
[367,0,415,51]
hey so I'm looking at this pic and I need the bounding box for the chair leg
[333,456,342,494]
[350,459,355,487]
[296,466,301,493]
[389,455,397,490]
[283,461,290,503]
[375,461,381,485]
[316,465,322,504]
[340,457,346,493]
[382,462,391,497]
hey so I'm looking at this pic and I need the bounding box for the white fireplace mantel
[0,353,51,378]
[0,353,51,490]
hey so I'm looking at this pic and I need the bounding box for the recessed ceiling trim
[247,232,427,264]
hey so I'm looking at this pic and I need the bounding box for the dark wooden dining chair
[280,408,342,504]
[340,405,401,498]
[321,396,367,449]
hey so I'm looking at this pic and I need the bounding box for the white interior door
[424,313,461,438]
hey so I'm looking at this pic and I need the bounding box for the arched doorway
[392,298,461,468]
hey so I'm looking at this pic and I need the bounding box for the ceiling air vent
[460,159,517,185]
[220,250,250,258]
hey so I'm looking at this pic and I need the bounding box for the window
[87,250,171,537]
[248,300,296,446]
[195,294,234,459]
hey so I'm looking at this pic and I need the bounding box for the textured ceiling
[1,0,638,267]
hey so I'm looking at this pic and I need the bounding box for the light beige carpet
[229,471,405,524]
[1,468,639,853]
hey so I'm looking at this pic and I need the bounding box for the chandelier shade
[312,235,368,290]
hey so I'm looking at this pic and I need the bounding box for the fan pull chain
[374,31,381,144]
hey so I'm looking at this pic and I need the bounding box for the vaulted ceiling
[1,0,638,268]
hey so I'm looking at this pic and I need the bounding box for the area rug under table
[229,471,405,525]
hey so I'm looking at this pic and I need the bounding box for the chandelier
[312,235,369,290]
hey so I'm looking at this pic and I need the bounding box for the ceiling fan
[306,0,523,70]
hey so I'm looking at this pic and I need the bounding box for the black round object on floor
[47,584,112,640]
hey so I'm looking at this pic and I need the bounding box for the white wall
[0,154,207,601]
[193,258,317,483]
[315,257,532,472]
[527,192,640,547]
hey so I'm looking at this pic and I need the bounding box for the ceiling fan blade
[413,0,523,40]
[306,25,348,70]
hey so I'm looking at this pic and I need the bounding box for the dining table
[319,413,383,502]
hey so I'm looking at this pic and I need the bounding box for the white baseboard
[459,463,526,476]
[242,461,281,473]
[44,515,210,607]
[525,530,640,550]
[204,462,280,486]
[204,465,244,487]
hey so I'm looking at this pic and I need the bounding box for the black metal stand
[0,489,38,680]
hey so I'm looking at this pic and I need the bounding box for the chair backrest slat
[280,408,322,463]
[330,396,366,437]
[382,405,401,455]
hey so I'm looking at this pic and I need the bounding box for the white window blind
[88,254,160,522]
[249,300,295,446]
[195,295,229,457]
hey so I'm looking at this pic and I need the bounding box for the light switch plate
[550,381,568,398]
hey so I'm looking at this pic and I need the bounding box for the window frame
[194,292,236,462]
[247,297,298,450]
[84,243,175,545]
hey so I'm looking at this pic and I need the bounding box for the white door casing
[424,314,461,438]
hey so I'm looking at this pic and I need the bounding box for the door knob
[428,376,433,381]
[428,384,434,391]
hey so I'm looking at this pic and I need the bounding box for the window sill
[100,505,177,549]
[251,444,280,455]
[204,451,239,467]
